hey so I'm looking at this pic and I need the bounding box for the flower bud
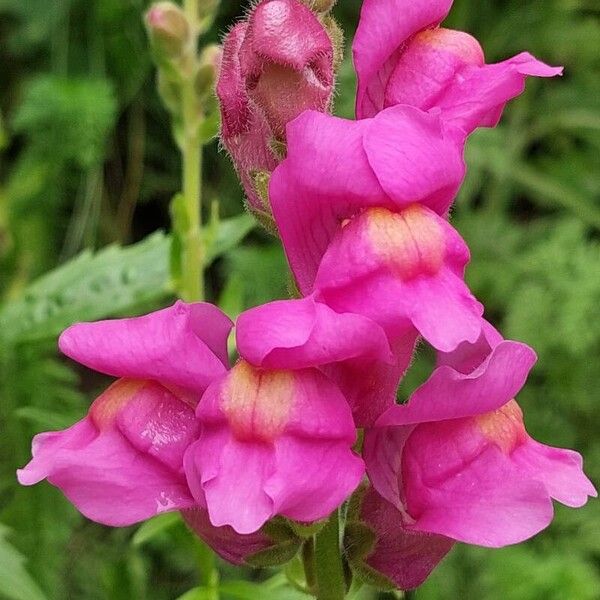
[145,2,191,61]
[216,0,336,219]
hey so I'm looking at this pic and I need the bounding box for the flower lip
[365,205,445,281]
[221,361,295,443]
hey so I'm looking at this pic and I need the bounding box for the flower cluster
[18,0,595,591]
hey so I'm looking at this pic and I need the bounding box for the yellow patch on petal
[414,27,484,65]
[366,205,445,280]
[90,378,147,430]
[477,400,527,454]
[222,361,294,443]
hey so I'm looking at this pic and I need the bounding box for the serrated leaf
[132,513,182,547]
[0,524,47,600]
[0,232,171,344]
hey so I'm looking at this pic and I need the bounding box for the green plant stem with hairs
[179,0,204,302]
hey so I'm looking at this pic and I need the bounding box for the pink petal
[186,364,360,533]
[18,415,195,526]
[266,435,364,523]
[403,421,553,546]
[353,0,453,118]
[511,439,597,508]
[313,206,483,351]
[351,486,454,590]
[363,424,416,509]
[236,295,393,370]
[362,106,466,215]
[377,339,537,427]
[384,29,485,110]
[436,319,503,373]
[187,430,276,535]
[182,507,273,565]
[59,301,232,394]
[271,111,387,294]
[324,330,419,427]
[438,52,563,133]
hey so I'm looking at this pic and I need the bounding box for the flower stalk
[314,510,346,600]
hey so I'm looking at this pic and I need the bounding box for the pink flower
[17,302,233,526]
[18,300,367,537]
[236,294,408,426]
[217,0,334,214]
[364,325,596,548]
[184,359,364,534]
[353,0,562,128]
[313,203,484,352]
[269,105,466,295]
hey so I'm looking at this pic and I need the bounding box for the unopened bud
[145,2,190,60]
[195,44,222,99]
[216,0,338,223]
[198,0,222,32]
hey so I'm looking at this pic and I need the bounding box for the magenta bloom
[364,325,596,548]
[313,203,484,352]
[269,105,466,295]
[236,294,410,426]
[17,302,232,526]
[217,0,334,214]
[184,359,363,534]
[353,0,562,128]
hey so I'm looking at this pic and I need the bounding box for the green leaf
[175,587,213,600]
[0,524,47,600]
[131,513,182,547]
[0,232,171,344]
[205,213,255,264]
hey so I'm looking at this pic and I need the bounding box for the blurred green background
[0,0,599,598]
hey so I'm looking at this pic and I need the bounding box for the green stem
[314,510,346,600]
[179,0,204,302]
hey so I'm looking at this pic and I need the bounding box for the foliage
[0,0,598,598]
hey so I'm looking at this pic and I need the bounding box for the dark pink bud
[216,0,335,216]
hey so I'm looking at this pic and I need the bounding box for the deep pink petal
[59,301,232,394]
[188,429,276,535]
[403,421,553,546]
[438,52,563,133]
[362,106,466,215]
[236,295,393,370]
[384,29,484,110]
[436,319,503,373]
[17,380,199,525]
[197,363,357,442]
[182,508,273,565]
[511,439,597,508]
[378,341,536,427]
[324,330,419,427]
[271,111,387,294]
[314,206,482,350]
[353,0,453,118]
[363,424,416,509]
[267,435,364,523]
[186,363,359,533]
[350,486,454,590]
[18,418,194,526]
